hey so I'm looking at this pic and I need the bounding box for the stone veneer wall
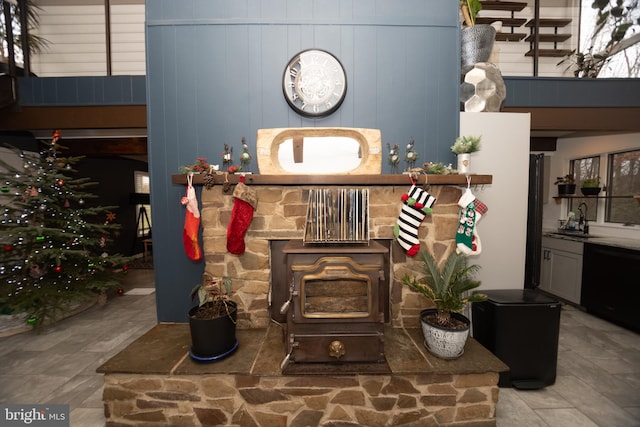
[200,184,464,330]
[104,372,499,426]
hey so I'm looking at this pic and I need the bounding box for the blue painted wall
[145,0,461,322]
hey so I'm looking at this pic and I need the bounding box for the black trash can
[472,289,561,389]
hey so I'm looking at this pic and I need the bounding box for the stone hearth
[98,323,507,426]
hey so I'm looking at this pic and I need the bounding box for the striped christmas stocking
[393,185,436,256]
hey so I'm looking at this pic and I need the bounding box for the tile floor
[0,268,638,427]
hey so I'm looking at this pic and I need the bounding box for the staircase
[478,1,573,58]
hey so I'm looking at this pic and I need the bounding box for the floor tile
[496,388,547,427]
[535,408,599,427]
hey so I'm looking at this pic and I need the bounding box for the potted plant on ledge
[581,177,601,196]
[402,250,486,359]
[554,175,576,196]
[188,273,238,362]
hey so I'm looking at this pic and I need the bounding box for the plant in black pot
[581,177,601,196]
[188,273,238,362]
[402,250,486,359]
[554,175,576,196]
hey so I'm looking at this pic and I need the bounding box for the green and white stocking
[456,188,488,256]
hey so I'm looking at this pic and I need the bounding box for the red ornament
[117,288,124,296]
[122,265,129,271]
[54,266,62,273]
[3,244,13,252]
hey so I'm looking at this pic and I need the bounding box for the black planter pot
[188,300,238,362]
[580,187,601,196]
[557,184,576,196]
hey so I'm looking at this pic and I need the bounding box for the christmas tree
[0,130,129,329]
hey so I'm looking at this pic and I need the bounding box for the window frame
[605,149,640,225]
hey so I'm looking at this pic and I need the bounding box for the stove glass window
[302,274,371,318]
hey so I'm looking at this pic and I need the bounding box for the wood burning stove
[280,240,389,368]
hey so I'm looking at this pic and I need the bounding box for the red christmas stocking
[227,176,258,255]
[181,174,202,261]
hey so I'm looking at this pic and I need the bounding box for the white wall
[460,112,531,291]
[31,2,145,77]
[542,133,640,240]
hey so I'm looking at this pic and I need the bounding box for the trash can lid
[480,289,559,305]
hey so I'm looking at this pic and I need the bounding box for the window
[606,149,640,225]
[134,171,151,237]
[570,156,600,221]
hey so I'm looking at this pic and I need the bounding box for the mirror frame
[256,127,382,175]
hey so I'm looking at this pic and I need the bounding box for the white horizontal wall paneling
[32,5,107,76]
[111,4,146,75]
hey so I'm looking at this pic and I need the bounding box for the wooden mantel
[171,173,492,186]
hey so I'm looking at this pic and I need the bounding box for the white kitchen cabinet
[539,236,583,304]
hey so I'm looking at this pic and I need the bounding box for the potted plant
[451,135,481,174]
[402,249,486,359]
[459,0,496,67]
[554,175,576,196]
[188,273,238,362]
[581,177,601,196]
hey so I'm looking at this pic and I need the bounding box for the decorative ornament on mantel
[387,143,400,174]
[404,137,419,171]
[451,135,481,175]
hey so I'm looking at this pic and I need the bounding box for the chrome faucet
[578,202,589,234]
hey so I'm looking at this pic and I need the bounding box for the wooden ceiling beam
[0,105,146,131]
[61,137,147,156]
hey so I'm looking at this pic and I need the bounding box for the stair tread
[476,17,527,27]
[525,34,572,43]
[480,1,527,12]
[525,18,572,28]
[496,32,527,42]
[525,49,573,57]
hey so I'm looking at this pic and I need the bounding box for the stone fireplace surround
[99,177,508,426]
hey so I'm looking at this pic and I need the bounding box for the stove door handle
[280,289,298,315]
[280,352,291,370]
[280,299,291,315]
